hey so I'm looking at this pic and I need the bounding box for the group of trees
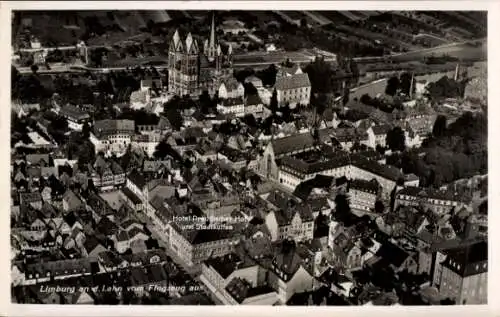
[277,21,389,57]
[117,108,159,127]
[386,127,406,152]
[359,94,404,113]
[384,72,416,97]
[161,95,200,130]
[386,111,487,187]
[234,64,278,87]
[425,76,467,101]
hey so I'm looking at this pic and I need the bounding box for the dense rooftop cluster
[10,9,487,307]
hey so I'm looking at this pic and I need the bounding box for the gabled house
[218,78,245,99]
[200,253,276,305]
[268,242,315,303]
[263,190,314,242]
[62,190,84,213]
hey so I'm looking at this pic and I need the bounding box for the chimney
[454,64,460,81]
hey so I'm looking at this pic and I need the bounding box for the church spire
[206,12,217,62]
[210,12,216,50]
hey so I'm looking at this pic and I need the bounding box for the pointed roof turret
[186,32,194,52]
[172,29,180,48]
[216,44,222,56]
[209,12,216,50]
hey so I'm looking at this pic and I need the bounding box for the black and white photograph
[8,5,489,308]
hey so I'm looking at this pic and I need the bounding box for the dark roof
[322,127,368,143]
[59,105,90,121]
[351,157,403,182]
[26,154,50,165]
[83,236,103,254]
[271,133,315,156]
[62,190,83,210]
[349,179,380,194]
[93,119,135,138]
[265,190,314,225]
[279,153,351,178]
[272,249,303,281]
[397,186,465,202]
[245,94,262,106]
[219,146,246,162]
[375,242,411,268]
[130,264,169,286]
[25,258,91,278]
[96,216,119,236]
[221,97,244,107]
[372,124,391,135]
[293,174,334,200]
[128,170,147,189]
[224,278,251,304]
[442,241,488,277]
[121,187,142,205]
[275,73,311,91]
[225,278,275,304]
[205,253,248,279]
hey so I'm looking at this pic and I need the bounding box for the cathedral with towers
[167,13,234,97]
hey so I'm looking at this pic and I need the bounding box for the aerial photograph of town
[10,9,487,306]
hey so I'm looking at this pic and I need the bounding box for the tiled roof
[225,278,252,304]
[59,105,90,121]
[128,170,147,189]
[221,97,244,107]
[130,264,169,286]
[397,186,464,202]
[351,157,403,182]
[375,241,411,268]
[121,187,142,205]
[62,190,83,210]
[205,253,252,279]
[349,179,380,194]
[93,119,135,139]
[271,133,315,156]
[26,154,49,165]
[275,73,311,91]
[442,241,487,277]
[278,153,351,177]
[245,94,262,106]
[372,124,391,135]
[272,249,303,281]
[222,78,242,92]
[19,192,42,203]
[25,258,91,278]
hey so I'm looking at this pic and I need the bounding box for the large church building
[167,14,234,97]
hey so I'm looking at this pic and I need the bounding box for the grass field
[390,41,487,63]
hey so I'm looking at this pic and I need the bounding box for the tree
[386,127,406,152]
[342,87,350,106]
[375,200,385,214]
[385,76,400,96]
[256,64,277,87]
[376,144,386,155]
[154,140,172,159]
[300,18,308,29]
[270,88,278,113]
[399,72,414,96]
[432,115,447,138]
[304,57,334,94]
[162,100,184,130]
[334,193,351,221]
[31,64,39,74]
[82,122,91,139]
[77,141,96,169]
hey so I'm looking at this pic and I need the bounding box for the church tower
[167,29,200,96]
[206,12,217,62]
